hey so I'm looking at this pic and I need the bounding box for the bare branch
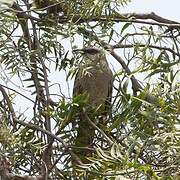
[121,12,179,24]
[8,5,180,29]
[113,44,180,59]
[59,12,180,29]
[0,84,34,103]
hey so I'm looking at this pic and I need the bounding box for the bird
[72,47,113,163]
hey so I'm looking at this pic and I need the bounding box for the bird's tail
[73,112,95,163]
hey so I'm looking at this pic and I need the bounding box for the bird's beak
[73,49,86,55]
[73,49,84,52]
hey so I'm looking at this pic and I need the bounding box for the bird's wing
[106,78,113,108]
[73,72,83,96]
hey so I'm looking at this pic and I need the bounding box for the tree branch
[121,12,179,24]
[0,84,34,103]
[15,119,83,165]
[8,5,180,29]
[0,156,44,180]
[0,85,16,126]
[113,43,180,59]
[59,12,180,29]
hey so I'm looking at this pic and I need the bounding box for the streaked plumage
[73,47,113,163]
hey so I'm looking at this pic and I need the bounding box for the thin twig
[0,83,34,103]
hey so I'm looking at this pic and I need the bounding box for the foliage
[0,0,179,179]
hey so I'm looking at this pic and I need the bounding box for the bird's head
[73,47,104,62]
[73,47,101,55]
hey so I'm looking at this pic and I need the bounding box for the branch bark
[0,157,45,180]
[58,12,180,29]
[113,43,180,58]
[9,5,180,29]
[15,119,83,165]
[0,85,16,126]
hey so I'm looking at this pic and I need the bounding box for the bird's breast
[77,66,112,107]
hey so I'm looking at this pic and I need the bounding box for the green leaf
[122,78,129,93]
[120,22,132,34]
[145,69,165,79]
